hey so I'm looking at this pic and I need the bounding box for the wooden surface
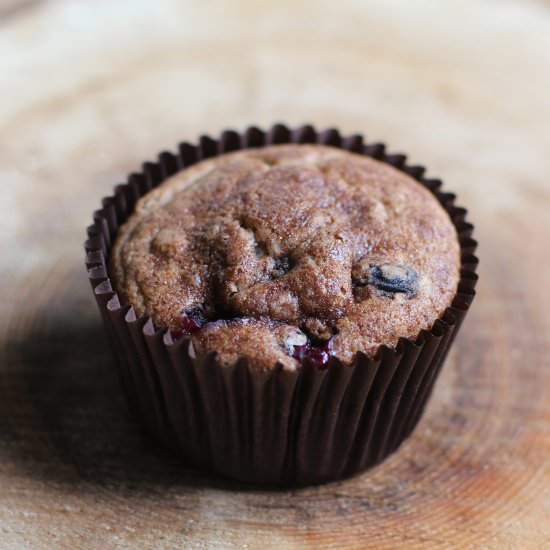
[1,1,550,548]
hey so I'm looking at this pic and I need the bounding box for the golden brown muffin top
[111,145,460,370]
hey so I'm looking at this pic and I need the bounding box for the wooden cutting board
[1,1,549,548]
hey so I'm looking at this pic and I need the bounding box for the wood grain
[1,0,549,548]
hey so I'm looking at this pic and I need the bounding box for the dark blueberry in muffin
[369,264,418,298]
[292,339,332,369]
[271,255,291,279]
[172,306,208,340]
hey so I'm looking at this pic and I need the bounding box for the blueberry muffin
[89,127,478,485]
[110,144,460,370]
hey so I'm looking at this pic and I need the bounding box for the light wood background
[1,1,549,548]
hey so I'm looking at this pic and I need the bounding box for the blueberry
[183,306,208,329]
[305,345,331,369]
[292,339,332,369]
[172,306,208,341]
[271,255,291,279]
[369,264,418,298]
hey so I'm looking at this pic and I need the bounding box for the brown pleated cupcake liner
[85,124,478,486]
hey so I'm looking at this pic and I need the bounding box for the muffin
[86,125,478,486]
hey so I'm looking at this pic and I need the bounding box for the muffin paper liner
[85,124,478,486]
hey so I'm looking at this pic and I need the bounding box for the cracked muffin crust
[110,144,460,370]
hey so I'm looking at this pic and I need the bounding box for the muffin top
[110,144,460,370]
